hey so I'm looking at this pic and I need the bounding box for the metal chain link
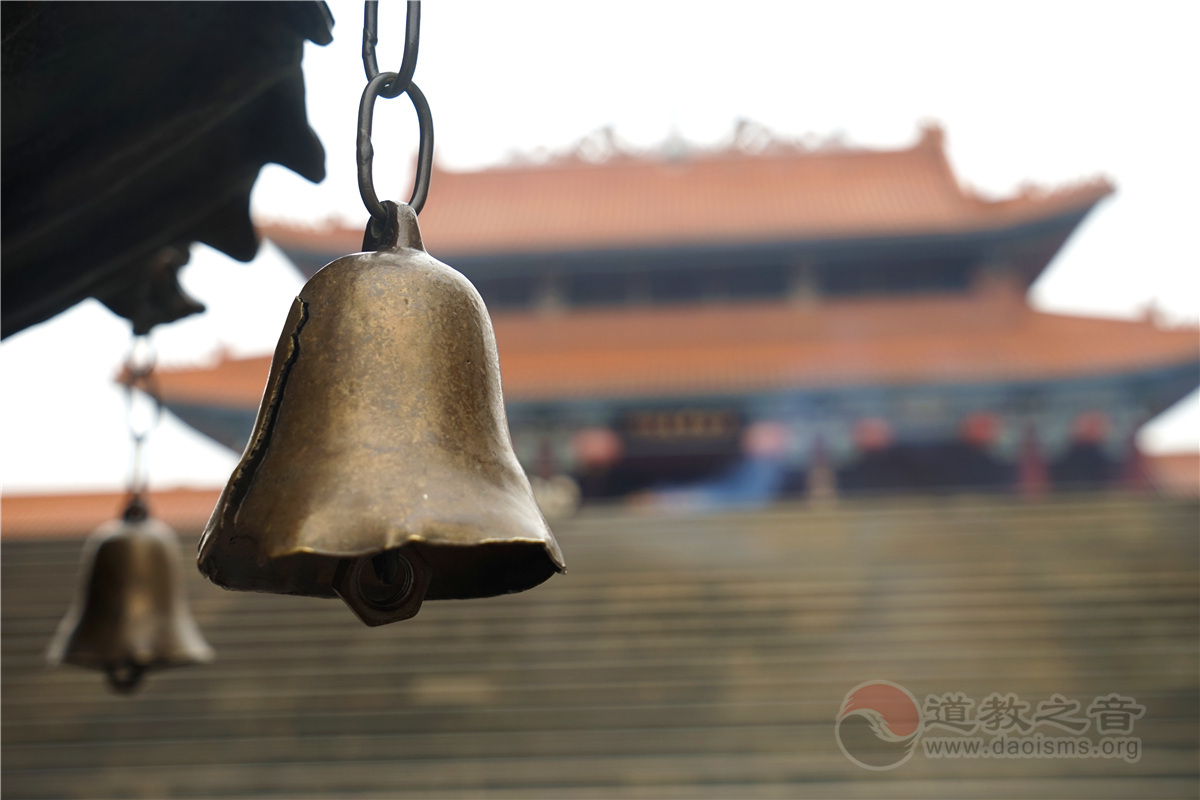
[362,0,420,97]
[122,334,162,519]
[358,1,434,220]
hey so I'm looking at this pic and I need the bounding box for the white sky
[2,0,1197,494]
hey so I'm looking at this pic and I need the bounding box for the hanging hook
[362,1,421,99]
[358,74,434,219]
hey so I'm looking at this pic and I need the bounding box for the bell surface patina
[199,203,565,625]
[48,503,214,693]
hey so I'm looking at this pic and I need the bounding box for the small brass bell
[199,202,565,625]
[48,498,214,693]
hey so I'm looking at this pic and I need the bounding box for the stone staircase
[2,494,1197,799]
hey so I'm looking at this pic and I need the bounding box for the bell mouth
[201,539,564,601]
[417,541,564,600]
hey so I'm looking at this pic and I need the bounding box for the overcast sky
[2,0,1197,493]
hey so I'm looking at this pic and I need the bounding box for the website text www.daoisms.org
[922,733,1141,762]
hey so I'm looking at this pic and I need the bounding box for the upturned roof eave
[145,301,1196,412]
[260,189,1110,278]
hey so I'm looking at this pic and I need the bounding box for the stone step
[3,495,1195,799]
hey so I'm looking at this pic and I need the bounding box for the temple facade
[151,125,1199,502]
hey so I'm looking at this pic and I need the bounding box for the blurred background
[2,1,1197,798]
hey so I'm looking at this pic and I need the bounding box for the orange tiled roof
[1,489,220,540]
[146,293,1199,407]
[258,126,1113,258]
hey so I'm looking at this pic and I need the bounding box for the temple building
[149,124,1199,501]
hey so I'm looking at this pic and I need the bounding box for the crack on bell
[223,297,309,529]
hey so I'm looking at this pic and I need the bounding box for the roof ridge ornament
[917,120,946,149]
[572,125,626,163]
[504,120,899,170]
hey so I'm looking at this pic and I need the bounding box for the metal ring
[362,1,420,99]
[358,73,434,218]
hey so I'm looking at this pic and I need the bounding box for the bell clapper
[332,547,432,627]
[104,661,147,694]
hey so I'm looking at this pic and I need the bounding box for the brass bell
[198,202,565,626]
[48,498,214,693]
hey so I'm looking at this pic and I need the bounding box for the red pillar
[1018,423,1050,498]
[1120,429,1152,492]
[807,435,837,505]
